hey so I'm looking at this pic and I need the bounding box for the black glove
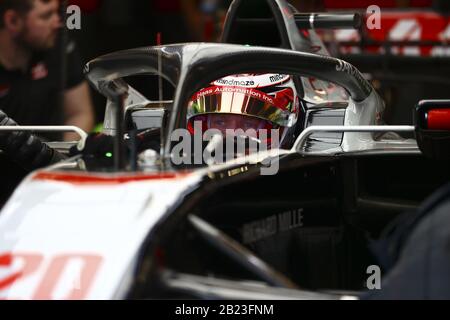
[0,110,66,171]
[66,132,117,170]
[69,129,161,158]
[70,132,114,158]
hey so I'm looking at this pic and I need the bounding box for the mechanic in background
[0,0,94,141]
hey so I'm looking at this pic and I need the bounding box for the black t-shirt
[0,40,85,205]
[0,40,85,140]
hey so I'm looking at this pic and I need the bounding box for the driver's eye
[214,119,226,126]
[243,121,256,129]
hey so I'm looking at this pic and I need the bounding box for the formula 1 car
[0,0,450,300]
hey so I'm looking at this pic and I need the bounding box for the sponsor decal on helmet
[190,86,294,112]
[215,79,255,87]
[214,74,291,88]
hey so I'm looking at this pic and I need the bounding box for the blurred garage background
[68,0,450,134]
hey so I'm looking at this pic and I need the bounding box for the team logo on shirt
[0,83,10,98]
[31,62,49,81]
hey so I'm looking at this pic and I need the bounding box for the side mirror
[125,102,171,132]
[415,100,450,160]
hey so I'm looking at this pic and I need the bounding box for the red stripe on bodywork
[0,254,21,291]
[32,172,191,185]
[0,253,43,293]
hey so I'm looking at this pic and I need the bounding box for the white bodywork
[0,148,289,300]
[0,171,202,299]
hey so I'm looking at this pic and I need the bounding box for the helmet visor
[187,85,295,127]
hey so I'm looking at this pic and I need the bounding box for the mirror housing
[415,100,450,160]
[125,102,171,132]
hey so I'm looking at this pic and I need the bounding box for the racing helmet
[186,73,300,148]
